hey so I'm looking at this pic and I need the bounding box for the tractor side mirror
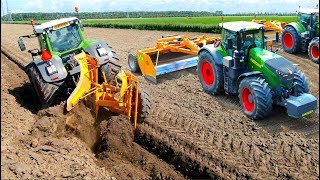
[227,38,233,49]
[18,38,26,51]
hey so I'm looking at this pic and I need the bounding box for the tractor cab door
[221,29,237,56]
[298,13,312,30]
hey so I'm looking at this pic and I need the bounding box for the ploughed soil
[1,24,319,179]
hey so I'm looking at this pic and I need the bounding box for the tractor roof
[219,21,264,32]
[34,17,78,34]
[299,8,319,14]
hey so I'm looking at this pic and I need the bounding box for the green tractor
[197,21,317,119]
[281,8,319,63]
[17,17,122,108]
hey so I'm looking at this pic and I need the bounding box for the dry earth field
[1,24,319,179]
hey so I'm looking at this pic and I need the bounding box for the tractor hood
[249,48,297,86]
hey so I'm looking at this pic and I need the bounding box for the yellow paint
[302,110,314,117]
[53,22,69,30]
[250,58,262,68]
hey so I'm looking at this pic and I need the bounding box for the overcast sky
[1,0,319,14]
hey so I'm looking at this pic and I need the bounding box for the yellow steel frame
[136,35,220,80]
[66,52,139,128]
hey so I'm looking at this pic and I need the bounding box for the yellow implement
[66,52,140,128]
[252,19,287,32]
[129,35,220,83]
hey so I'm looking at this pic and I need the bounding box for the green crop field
[84,16,296,25]
[2,16,296,33]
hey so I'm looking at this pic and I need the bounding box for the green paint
[248,47,284,88]
[287,22,306,33]
[138,54,144,62]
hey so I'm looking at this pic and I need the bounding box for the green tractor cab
[197,21,317,119]
[18,17,121,108]
[281,8,319,63]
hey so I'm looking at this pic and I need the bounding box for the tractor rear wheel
[308,37,319,64]
[293,70,309,95]
[131,88,151,123]
[26,63,59,108]
[238,77,273,120]
[281,26,301,54]
[197,51,224,95]
[128,53,141,73]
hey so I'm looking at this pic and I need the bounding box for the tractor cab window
[48,23,82,53]
[298,13,311,28]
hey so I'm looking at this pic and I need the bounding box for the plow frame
[67,52,140,128]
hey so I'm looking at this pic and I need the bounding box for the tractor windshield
[242,30,264,49]
[48,24,82,52]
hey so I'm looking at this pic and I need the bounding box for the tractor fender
[237,71,263,85]
[84,40,114,66]
[32,56,67,83]
[284,22,306,35]
[198,44,224,65]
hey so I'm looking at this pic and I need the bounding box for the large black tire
[308,37,319,64]
[197,50,224,95]
[128,53,141,73]
[293,70,310,94]
[238,77,273,120]
[281,26,301,54]
[26,63,59,108]
[132,88,151,123]
[99,56,121,84]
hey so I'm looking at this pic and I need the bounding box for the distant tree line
[1,11,296,21]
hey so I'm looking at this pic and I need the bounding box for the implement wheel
[197,50,224,95]
[128,53,141,73]
[281,26,301,54]
[238,77,273,120]
[131,88,151,123]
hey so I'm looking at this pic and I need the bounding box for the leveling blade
[129,35,220,83]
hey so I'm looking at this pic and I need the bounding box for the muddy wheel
[26,63,58,108]
[128,53,141,73]
[238,77,273,120]
[197,50,224,95]
[132,88,151,123]
[99,57,121,84]
[293,70,310,94]
[281,26,300,54]
[308,37,319,64]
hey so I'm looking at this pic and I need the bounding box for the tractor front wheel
[293,70,309,95]
[26,63,59,108]
[197,51,224,95]
[308,37,319,64]
[238,77,273,120]
[281,26,301,54]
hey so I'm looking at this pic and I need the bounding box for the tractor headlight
[97,47,108,57]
